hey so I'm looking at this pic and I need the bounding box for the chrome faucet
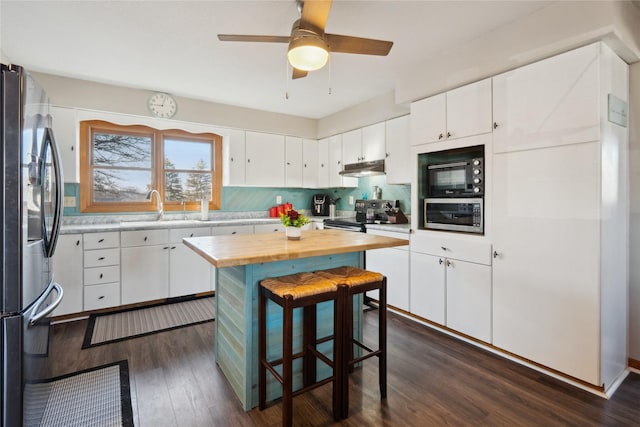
[146,189,163,220]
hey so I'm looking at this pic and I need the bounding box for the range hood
[339,159,385,178]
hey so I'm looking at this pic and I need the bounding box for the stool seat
[260,272,337,299]
[315,266,384,287]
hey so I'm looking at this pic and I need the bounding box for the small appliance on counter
[312,194,330,216]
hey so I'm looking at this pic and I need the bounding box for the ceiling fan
[217,0,393,79]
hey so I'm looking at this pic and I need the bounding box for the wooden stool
[315,266,387,419]
[258,271,345,427]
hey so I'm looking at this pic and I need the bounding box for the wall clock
[148,92,177,118]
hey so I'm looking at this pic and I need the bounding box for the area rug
[23,360,133,427]
[82,295,215,349]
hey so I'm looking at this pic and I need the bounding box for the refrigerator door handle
[43,127,63,258]
[28,279,64,326]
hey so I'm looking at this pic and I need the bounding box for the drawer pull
[232,231,237,235]
[98,296,105,300]
[144,236,148,242]
[98,238,104,243]
[163,246,169,250]
[99,273,103,279]
[171,246,176,250]
[190,233,194,237]
[76,240,80,246]
[98,257,105,261]
[441,246,447,251]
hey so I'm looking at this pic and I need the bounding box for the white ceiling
[1,0,552,119]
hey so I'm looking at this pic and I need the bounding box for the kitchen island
[183,229,409,410]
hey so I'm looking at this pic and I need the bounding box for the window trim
[79,120,222,213]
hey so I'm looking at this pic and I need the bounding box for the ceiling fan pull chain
[328,55,332,95]
[285,56,290,100]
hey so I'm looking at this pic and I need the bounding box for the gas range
[323,199,400,232]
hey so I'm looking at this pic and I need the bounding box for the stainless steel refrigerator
[1,64,64,426]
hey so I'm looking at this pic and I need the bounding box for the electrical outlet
[64,196,76,207]
[348,196,354,205]
[276,195,282,204]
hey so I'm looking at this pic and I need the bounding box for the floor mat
[23,360,133,427]
[82,295,215,348]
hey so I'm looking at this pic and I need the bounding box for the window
[80,120,222,213]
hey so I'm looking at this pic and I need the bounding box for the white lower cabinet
[365,229,410,312]
[410,233,492,343]
[51,234,83,316]
[121,229,170,305]
[168,227,213,297]
[83,232,121,311]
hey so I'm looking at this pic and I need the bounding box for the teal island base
[214,251,363,410]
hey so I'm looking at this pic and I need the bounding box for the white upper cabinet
[384,115,411,184]
[285,136,303,187]
[328,135,357,188]
[223,129,246,186]
[302,138,319,188]
[342,123,386,164]
[362,122,386,161]
[492,43,600,153]
[317,138,330,188]
[245,131,285,187]
[342,128,362,164]
[50,106,79,183]
[411,78,492,145]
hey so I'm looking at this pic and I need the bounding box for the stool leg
[333,286,346,421]
[379,278,387,399]
[282,295,294,427]
[259,289,267,410]
[302,305,317,387]
[340,289,354,419]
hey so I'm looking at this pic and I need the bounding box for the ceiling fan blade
[292,68,308,79]
[300,0,332,32]
[217,34,290,43]
[326,34,393,56]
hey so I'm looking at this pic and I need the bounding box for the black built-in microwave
[424,198,483,234]
[427,157,484,197]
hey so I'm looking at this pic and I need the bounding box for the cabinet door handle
[171,246,176,250]
[493,250,500,259]
[190,233,194,237]
[98,257,105,261]
[247,158,251,163]
[438,133,444,140]
[441,246,447,251]
[163,246,170,250]
[447,131,451,138]
[98,296,105,300]
[99,273,103,279]
[231,231,237,235]
[286,162,291,165]
[439,258,443,265]
[446,259,452,267]
[385,153,390,158]
[304,163,307,168]
[321,163,325,168]
[144,236,148,242]
[76,240,80,246]
[98,238,104,243]
[230,156,234,162]
[493,122,499,129]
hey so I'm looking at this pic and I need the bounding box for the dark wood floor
[49,310,640,426]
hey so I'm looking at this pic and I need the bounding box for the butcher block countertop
[183,228,409,268]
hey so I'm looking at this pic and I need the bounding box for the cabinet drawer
[211,225,254,236]
[169,227,211,244]
[411,234,491,265]
[121,229,169,247]
[84,265,120,286]
[83,231,120,250]
[84,282,120,311]
[84,248,120,268]
[254,223,285,234]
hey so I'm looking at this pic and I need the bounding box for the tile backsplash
[64,176,411,216]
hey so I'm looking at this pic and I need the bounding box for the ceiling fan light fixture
[287,35,329,71]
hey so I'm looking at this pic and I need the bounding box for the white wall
[31,72,317,139]
[395,1,640,105]
[629,62,640,362]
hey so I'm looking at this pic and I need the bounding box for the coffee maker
[312,194,330,216]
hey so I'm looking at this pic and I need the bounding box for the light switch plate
[348,196,354,205]
[64,196,76,207]
[276,195,282,204]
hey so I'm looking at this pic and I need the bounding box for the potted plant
[280,206,310,240]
